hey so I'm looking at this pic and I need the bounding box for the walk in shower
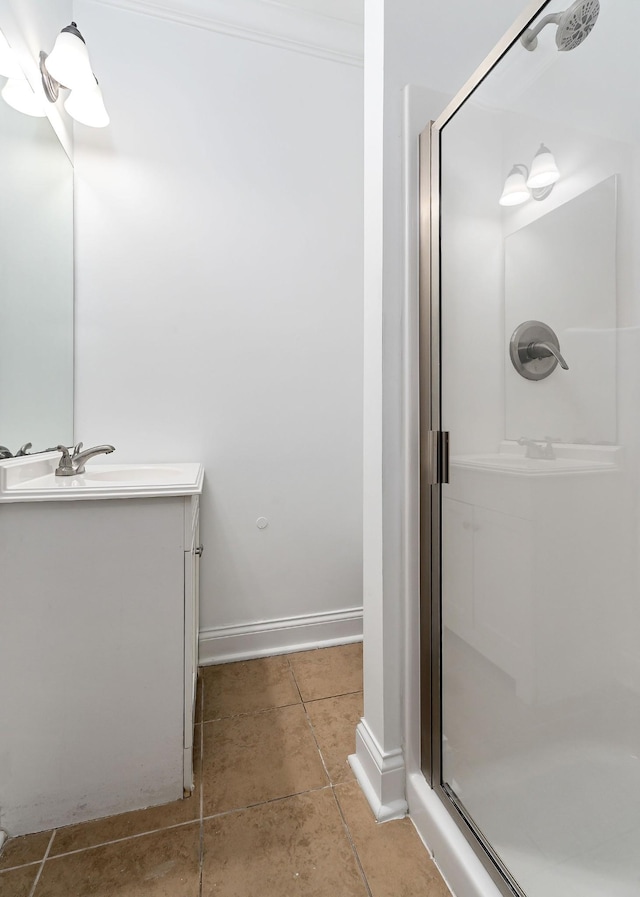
[420,1,640,895]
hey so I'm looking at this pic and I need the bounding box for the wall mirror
[504,175,617,444]
[0,37,73,456]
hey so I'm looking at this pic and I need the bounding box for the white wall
[72,0,364,657]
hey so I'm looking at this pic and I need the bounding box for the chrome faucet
[55,442,115,476]
[527,340,569,370]
[517,436,555,460]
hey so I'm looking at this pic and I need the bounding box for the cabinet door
[442,498,474,637]
[183,496,200,793]
[472,507,531,681]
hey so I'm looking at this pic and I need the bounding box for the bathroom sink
[451,443,622,475]
[0,453,204,502]
[84,465,186,484]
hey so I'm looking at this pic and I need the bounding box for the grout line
[286,652,300,693]
[30,819,201,862]
[0,857,44,873]
[330,785,374,897]
[287,655,333,784]
[27,829,55,897]
[200,698,302,725]
[200,784,336,824]
[303,688,363,705]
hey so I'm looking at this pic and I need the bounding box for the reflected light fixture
[0,30,24,79]
[0,29,46,117]
[40,22,109,128]
[499,144,560,206]
[1,77,46,117]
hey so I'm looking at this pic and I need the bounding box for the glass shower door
[429,2,640,895]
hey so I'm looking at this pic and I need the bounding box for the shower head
[521,0,600,52]
[555,0,600,50]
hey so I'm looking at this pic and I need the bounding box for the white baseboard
[407,771,501,897]
[348,719,408,822]
[198,607,363,665]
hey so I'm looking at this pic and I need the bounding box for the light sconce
[40,22,109,128]
[499,144,560,207]
[0,29,46,117]
[0,30,23,79]
[1,77,46,117]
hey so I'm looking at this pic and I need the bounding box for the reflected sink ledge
[0,452,204,502]
[451,442,622,475]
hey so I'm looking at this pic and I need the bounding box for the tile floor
[0,643,450,897]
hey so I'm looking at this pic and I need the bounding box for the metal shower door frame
[418,2,552,895]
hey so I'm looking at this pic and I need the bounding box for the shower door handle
[427,431,450,485]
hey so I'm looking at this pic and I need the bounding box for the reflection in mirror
[505,175,617,444]
[0,35,73,455]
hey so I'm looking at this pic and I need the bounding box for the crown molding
[84,0,364,66]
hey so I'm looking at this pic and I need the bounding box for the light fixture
[0,28,46,117]
[499,144,559,206]
[527,143,560,188]
[40,22,109,128]
[63,77,109,128]
[499,165,531,207]
[1,78,46,117]
[0,30,24,79]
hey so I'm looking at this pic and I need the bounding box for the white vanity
[0,452,204,836]
[443,443,627,705]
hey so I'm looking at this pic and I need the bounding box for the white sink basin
[451,442,622,475]
[84,465,186,484]
[0,453,204,502]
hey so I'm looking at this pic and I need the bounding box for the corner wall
[355,0,536,867]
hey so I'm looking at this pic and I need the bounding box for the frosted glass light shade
[499,166,530,207]
[44,24,94,91]
[1,78,46,117]
[0,31,23,79]
[64,79,109,127]
[527,143,560,189]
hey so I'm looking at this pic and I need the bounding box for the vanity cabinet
[0,491,201,836]
[443,461,627,704]
[443,497,531,685]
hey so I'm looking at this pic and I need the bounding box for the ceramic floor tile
[34,823,201,897]
[0,864,40,897]
[49,733,202,856]
[335,781,451,897]
[201,788,368,897]
[0,830,51,870]
[305,692,363,783]
[201,656,300,721]
[202,703,328,815]
[288,643,363,701]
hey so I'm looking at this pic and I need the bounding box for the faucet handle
[55,445,75,476]
[71,442,84,459]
